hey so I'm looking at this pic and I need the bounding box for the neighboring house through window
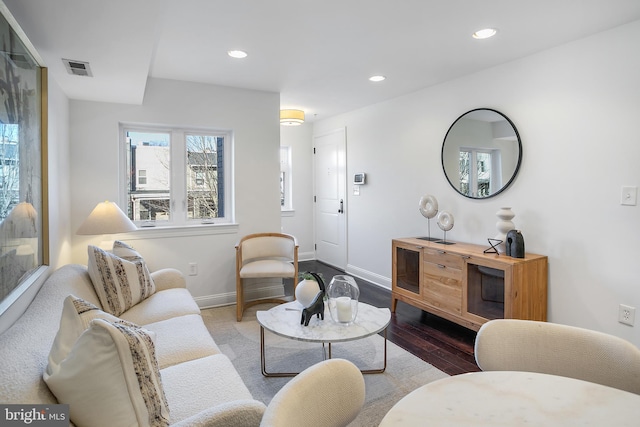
[138,169,147,185]
[121,126,232,226]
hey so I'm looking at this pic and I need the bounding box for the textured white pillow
[44,318,170,427]
[47,295,138,376]
[87,241,156,316]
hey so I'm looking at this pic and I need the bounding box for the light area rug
[201,304,449,426]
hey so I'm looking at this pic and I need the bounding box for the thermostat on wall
[353,173,366,185]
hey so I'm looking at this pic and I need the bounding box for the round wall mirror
[441,108,522,199]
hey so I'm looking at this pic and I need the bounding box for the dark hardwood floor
[297,260,481,376]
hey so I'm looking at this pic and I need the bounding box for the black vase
[506,230,525,258]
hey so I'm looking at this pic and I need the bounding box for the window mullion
[171,130,187,225]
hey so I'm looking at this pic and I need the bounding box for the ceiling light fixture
[227,50,248,59]
[280,109,305,126]
[369,75,386,82]
[472,28,497,39]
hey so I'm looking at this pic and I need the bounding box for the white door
[313,128,347,269]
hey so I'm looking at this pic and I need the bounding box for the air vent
[62,58,93,77]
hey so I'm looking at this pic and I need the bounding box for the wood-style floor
[297,260,481,376]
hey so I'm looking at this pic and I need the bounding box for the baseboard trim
[194,284,285,310]
[298,251,316,262]
[345,264,391,290]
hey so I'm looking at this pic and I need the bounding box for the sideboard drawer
[423,248,463,270]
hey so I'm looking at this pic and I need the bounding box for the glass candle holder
[327,275,360,324]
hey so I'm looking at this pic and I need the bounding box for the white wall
[47,73,72,269]
[280,123,314,260]
[313,21,640,345]
[69,78,281,307]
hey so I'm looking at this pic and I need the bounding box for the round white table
[256,300,390,377]
[380,371,640,426]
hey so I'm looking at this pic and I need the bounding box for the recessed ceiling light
[472,28,497,39]
[369,75,386,82]
[227,50,248,59]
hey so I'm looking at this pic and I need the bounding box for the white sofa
[0,263,267,426]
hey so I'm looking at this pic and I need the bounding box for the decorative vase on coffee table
[495,207,515,253]
[295,272,325,307]
[327,275,359,325]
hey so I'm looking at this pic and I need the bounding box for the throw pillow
[47,295,139,376]
[44,318,170,427]
[87,241,156,316]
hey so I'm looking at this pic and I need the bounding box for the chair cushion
[240,260,295,278]
[260,359,364,427]
[44,318,170,427]
[87,242,156,316]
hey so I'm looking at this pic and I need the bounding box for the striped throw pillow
[87,242,156,316]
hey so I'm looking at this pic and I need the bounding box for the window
[186,134,224,221]
[122,126,232,226]
[459,148,501,198]
[194,171,204,186]
[280,146,292,210]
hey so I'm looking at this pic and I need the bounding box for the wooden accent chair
[235,233,298,321]
[260,359,365,427]
[475,319,640,394]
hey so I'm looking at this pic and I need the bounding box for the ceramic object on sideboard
[494,207,515,253]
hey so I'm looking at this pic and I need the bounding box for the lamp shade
[280,109,305,126]
[77,201,137,235]
[4,202,38,238]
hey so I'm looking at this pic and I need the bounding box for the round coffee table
[256,300,391,377]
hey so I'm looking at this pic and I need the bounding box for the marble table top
[379,370,640,426]
[256,300,391,343]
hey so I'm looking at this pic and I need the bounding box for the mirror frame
[441,108,522,199]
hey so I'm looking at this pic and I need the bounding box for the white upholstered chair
[235,232,299,321]
[260,358,365,427]
[475,319,640,394]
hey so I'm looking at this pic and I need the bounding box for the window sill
[281,209,295,217]
[119,222,239,240]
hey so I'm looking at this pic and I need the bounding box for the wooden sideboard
[392,237,548,331]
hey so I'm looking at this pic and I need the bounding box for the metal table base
[260,326,388,377]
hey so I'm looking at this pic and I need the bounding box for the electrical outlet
[618,304,635,326]
[188,262,198,276]
[621,186,637,206]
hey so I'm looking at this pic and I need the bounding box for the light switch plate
[621,186,637,206]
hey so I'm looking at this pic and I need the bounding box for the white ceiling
[4,0,640,122]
